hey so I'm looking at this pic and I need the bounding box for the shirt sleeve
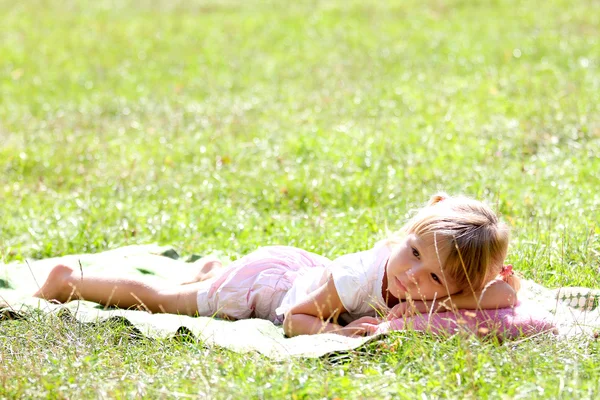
[330,250,378,314]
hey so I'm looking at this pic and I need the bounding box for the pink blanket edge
[377,300,557,339]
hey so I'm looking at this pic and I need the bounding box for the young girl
[33,193,519,337]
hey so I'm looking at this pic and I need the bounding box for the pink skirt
[196,246,331,323]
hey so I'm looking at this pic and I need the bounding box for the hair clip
[500,264,514,279]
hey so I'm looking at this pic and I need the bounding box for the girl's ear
[428,193,449,206]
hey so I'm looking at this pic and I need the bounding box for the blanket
[1,245,599,360]
[380,280,600,338]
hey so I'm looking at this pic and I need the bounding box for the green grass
[2,315,599,399]
[1,0,600,397]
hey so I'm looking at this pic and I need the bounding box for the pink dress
[196,243,391,324]
[196,246,332,323]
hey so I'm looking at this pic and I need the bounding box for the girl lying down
[34,193,519,337]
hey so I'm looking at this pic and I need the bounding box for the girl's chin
[391,289,407,301]
[394,289,417,301]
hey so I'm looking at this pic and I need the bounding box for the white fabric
[276,242,391,321]
[330,242,390,320]
[275,266,329,317]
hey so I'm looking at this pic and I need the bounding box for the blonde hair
[395,193,513,293]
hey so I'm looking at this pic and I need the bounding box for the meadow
[1,0,599,397]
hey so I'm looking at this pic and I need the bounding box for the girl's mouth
[395,276,407,293]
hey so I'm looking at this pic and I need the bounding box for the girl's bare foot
[33,264,79,303]
[181,257,223,285]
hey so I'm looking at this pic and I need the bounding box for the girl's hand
[388,300,430,319]
[340,316,381,337]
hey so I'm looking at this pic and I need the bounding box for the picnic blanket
[1,245,599,360]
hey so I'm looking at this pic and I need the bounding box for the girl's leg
[33,264,205,316]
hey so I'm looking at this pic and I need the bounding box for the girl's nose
[406,268,421,285]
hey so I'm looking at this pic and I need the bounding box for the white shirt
[275,242,391,322]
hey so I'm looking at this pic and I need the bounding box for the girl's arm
[390,279,517,318]
[283,277,379,337]
[444,279,518,311]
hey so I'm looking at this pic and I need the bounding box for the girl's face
[385,233,462,302]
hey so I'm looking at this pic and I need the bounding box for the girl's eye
[411,247,420,258]
[431,273,441,284]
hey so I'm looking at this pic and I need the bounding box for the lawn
[1,0,599,397]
